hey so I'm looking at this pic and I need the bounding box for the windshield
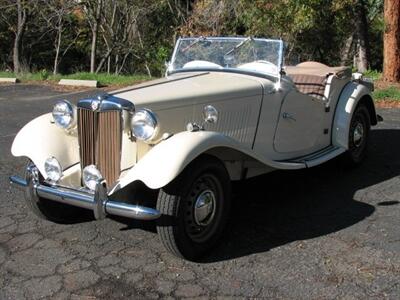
[168,37,284,78]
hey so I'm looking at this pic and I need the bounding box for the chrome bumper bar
[9,168,161,221]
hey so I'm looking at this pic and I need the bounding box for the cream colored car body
[11,68,376,195]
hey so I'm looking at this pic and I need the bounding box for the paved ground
[0,84,399,299]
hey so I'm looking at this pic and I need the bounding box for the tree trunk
[90,27,98,73]
[95,47,114,73]
[138,32,151,77]
[13,34,21,74]
[117,52,131,75]
[53,24,62,75]
[383,0,400,82]
[114,54,119,75]
[341,34,354,66]
[90,0,102,73]
[355,0,370,72]
[13,0,27,74]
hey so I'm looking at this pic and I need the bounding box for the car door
[273,90,327,155]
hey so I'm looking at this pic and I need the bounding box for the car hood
[112,72,265,110]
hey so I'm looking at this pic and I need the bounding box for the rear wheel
[343,104,371,165]
[156,156,231,260]
[24,161,91,224]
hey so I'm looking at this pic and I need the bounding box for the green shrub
[363,70,381,81]
[373,86,400,101]
[39,69,49,80]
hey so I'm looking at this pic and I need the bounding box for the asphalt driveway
[0,84,399,299]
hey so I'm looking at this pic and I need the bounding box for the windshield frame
[166,36,284,80]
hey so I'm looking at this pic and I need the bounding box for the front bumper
[9,165,161,221]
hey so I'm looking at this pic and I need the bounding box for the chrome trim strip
[9,174,161,221]
[78,94,135,112]
[106,201,161,220]
[38,184,94,209]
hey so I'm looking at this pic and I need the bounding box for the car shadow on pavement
[112,129,399,262]
[202,129,399,262]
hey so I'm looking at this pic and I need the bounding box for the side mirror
[203,105,218,124]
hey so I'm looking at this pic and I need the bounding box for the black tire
[156,156,231,260]
[343,104,371,166]
[24,161,92,224]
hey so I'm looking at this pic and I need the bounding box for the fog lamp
[44,157,62,182]
[83,165,103,191]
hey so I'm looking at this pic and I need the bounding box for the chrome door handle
[282,112,296,121]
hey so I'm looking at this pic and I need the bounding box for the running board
[279,146,346,168]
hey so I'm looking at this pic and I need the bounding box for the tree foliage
[0,0,388,76]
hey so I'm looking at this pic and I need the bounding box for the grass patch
[373,86,400,101]
[363,69,382,81]
[59,72,150,86]
[0,71,51,81]
[0,71,150,86]
[0,71,16,78]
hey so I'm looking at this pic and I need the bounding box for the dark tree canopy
[0,0,390,78]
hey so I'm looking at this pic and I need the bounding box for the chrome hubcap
[193,189,216,226]
[353,122,364,147]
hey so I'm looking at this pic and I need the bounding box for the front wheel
[156,156,231,260]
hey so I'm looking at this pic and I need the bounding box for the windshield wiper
[225,36,254,56]
[181,36,208,53]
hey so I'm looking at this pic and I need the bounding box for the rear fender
[11,113,79,177]
[332,82,376,149]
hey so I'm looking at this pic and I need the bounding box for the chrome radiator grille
[78,108,122,186]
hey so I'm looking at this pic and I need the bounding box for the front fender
[11,113,79,177]
[111,131,293,193]
[332,82,373,149]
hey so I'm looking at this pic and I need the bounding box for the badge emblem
[91,99,100,111]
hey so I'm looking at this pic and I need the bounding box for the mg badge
[91,99,100,111]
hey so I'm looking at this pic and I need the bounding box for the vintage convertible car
[10,37,378,260]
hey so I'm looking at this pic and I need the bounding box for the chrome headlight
[131,109,158,142]
[83,165,102,191]
[44,157,62,182]
[52,100,76,129]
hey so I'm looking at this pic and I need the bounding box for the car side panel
[254,76,354,161]
[251,81,289,160]
[273,90,326,154]
[143,93,264,152]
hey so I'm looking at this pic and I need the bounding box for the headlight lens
[44,157,62,182]
[131,109,158,141]
[83,165,102,191]
[52,100,75,129]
